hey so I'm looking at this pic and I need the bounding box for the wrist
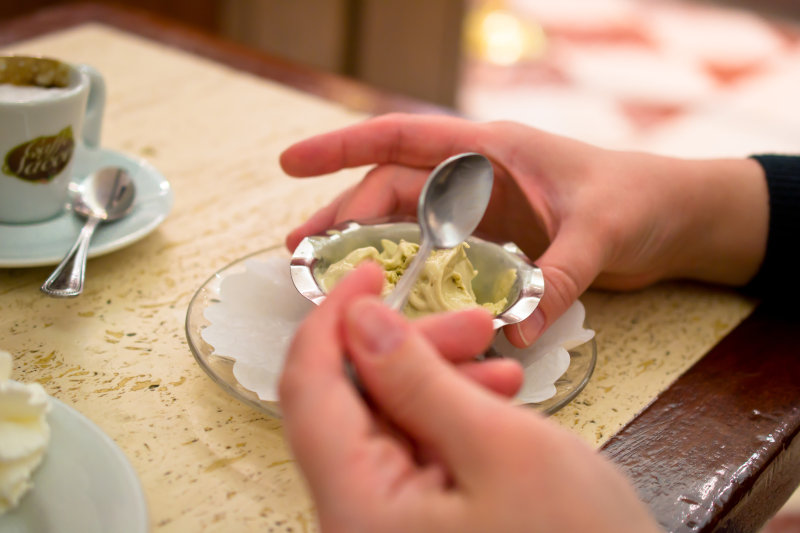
[671,157,768,286]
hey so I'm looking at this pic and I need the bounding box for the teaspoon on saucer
[40,166,136,298]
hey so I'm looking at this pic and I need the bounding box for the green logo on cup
[2,126,74,183]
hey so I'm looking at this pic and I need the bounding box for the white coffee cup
[0,56,105,224]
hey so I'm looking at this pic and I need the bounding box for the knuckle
[374,356,439,421]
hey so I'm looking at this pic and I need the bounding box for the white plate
[0,398,148,533]
[0,147,173,267]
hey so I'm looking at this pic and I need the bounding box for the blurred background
[2,0,800,158]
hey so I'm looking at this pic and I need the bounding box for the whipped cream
[0,350,51,514]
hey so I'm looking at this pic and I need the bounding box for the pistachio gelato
[319,239,515,318]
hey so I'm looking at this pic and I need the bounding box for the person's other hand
[280,263,661,533]
[280,114,767,346]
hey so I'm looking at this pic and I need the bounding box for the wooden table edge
[4,4,799,531]
[601,302,800,532]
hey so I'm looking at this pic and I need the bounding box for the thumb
[344,297,499,474]
[504,224,604,347]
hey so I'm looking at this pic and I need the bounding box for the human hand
[280,114,767,346]
[280,262,661,533]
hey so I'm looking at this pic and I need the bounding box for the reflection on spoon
[384,152,494,311]
[40,167,136,298]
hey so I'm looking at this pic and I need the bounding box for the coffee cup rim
[0,55,87,105]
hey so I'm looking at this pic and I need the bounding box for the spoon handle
[385,238,433,312]
[345,237,432,396]
[40,216,102,297]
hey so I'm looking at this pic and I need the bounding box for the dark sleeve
[744,155,800,297]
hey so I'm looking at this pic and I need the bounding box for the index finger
[279,113,487,177]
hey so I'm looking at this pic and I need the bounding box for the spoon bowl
[384,152,494,311]
[40,167,136,297]
[419,153,495,248]
[72,169,136,221]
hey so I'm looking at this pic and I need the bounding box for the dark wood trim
[0,2,453,116]
[601,302,800,532]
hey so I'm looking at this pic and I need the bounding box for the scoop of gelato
[0,350,51,514]
[319,239,515,318]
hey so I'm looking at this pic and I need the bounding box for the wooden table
[2,4,799,532]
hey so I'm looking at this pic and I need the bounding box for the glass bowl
[186,245,596,417]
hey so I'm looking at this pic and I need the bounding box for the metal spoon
[384,152,494,311]
[40,167,136,297]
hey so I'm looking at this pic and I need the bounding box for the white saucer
[0,147,173,268]
[0,398,149,533]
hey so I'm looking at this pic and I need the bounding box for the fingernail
[348,299,408,356]
[517,308,545,346]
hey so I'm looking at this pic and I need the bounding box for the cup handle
[77,64,105,149]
